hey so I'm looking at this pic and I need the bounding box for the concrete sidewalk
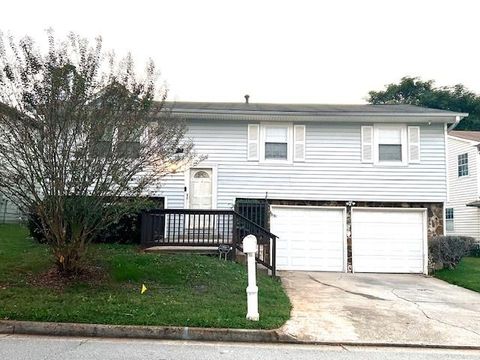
[280,272,480,347]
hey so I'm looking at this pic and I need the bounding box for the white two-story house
[151,101,466,274]
[446,131,480,239]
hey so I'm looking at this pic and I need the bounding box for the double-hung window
[446,208,454,231]
[458,153,469,177]
[247,123,305,162]
[362,124,416,165]
[264,126,289,160]
[377,126,405,163]
[118,128,141,158]
[92,126,114,156]
[91,124,144,158]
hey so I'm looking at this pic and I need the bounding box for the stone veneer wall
[266,199,444,272]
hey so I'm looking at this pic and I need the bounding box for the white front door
[351,208,426,274]
[270,206,346,271]
[189,168,213,209]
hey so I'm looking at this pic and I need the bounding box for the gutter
[170,112,465,124]
[447,115,464,131]
[170,109,469,118]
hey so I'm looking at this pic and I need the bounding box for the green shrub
[471,242,480,257]
[27,197,163,245]
[26,210,47,244]
[93,207,147,244]
[429,235,477,270]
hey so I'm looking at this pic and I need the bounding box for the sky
[1,0,479,104]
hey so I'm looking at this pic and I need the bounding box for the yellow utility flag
[141,284,147,294]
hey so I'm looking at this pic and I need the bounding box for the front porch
[140,209,278,275]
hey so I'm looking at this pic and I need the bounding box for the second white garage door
[270,206,345,271]
[352,208,426,274]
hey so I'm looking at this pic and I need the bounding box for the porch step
[234,250,269,275]
[144,246,220,255]
[235,250,247,265]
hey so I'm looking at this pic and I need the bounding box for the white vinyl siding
[156,120,447,208]
[446,136,480,239]
[152,172,185,208]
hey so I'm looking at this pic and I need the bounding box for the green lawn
[0,224,290,329]
[434,257,480,293]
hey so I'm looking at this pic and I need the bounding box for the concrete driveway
[279,272,480,347]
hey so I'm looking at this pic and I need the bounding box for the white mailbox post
[243,235,259,321]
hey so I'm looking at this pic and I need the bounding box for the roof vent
[244,94,250,104]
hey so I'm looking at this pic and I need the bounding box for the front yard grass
[0,224,290,329]
[434,257,480,293]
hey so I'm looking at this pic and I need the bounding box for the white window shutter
[361,126,373,163]
[294,125,306,161]
[408,126,420,163]
[247,124,260,161]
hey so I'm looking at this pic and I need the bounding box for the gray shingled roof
[165,101,467,117]
[467,200,480,207]
[449,130,480,142]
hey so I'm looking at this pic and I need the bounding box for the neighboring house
[149,101,467,275]
[0,193,22,224]
[446,131,480,239]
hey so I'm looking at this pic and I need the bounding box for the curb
[0,320,294,343]
[1,320,480,350]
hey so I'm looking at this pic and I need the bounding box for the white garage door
[352,209,426,274]
[270,206,345,271]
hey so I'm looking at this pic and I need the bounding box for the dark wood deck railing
[141,209,277,276]
[235,199,268,229]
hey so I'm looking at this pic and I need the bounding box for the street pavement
[1,335,479,360]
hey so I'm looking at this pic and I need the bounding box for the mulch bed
[28,265,107,290]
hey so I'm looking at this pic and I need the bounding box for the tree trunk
[52,234,87,275]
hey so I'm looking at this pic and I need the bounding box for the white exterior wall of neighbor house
[446,136,480,239]
[0,193,22,223]
[156,120,447,208]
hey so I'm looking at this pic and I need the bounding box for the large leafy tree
[368,76,480,130]
[0,31,197,274]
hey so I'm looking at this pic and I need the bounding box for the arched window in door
[194,170,210,179]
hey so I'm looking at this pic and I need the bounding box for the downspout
[443,123,448,235]
[447,115,462,131]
